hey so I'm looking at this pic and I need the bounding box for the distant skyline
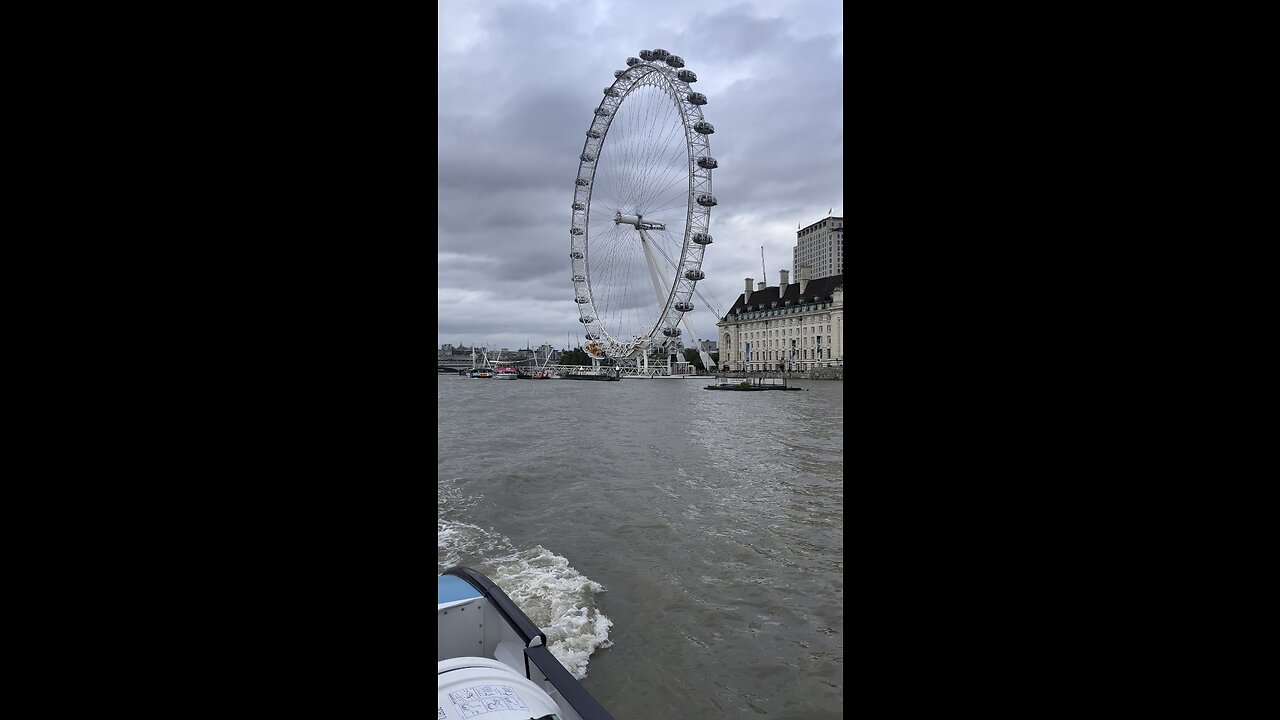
[438,0,843,351]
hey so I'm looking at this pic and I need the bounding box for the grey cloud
[438,0,842,351]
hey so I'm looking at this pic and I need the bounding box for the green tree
[683,348,705,371]
[560,348,591,365]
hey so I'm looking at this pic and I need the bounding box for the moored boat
[438,566,614,720]
[560,367,621,381]
[493,365,519,380]
[622,372,700,379]
[703,376,804,391]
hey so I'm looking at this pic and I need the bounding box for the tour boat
[559,367,621,381]
[493,366,519,380]
[622,371,700,379]
[438,566,614,720]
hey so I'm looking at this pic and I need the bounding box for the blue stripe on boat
[438,574,482,604]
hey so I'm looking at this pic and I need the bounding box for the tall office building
[794,215,843,280]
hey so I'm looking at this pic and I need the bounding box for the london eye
[569,49,718,372]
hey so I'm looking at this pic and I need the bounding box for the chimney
[779,269,789,293]
[799,265,810,295]
[757,282,766,291]
[744,278,754,304]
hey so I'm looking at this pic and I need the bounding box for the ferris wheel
[570,49,717,365]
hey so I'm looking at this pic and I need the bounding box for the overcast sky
[438,0,843,353]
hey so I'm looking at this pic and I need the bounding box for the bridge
[437,358,478,372]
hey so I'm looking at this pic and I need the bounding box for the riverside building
[794,215,843,280]
[716,266,843,372]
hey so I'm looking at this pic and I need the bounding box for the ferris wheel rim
[569,51,716,360]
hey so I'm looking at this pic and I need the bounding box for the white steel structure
[570,49,717,374]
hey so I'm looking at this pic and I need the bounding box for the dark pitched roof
[723,274,843,320]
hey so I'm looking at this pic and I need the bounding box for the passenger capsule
[575,296,590,304]
[697,156,718,169]
[662,326,681,337]
[579,316,595,323]
[570,227,584,235]
[651,49,670,60]
[576,178,589,186]
[581,153,595,162]
[687,92,707,105]
[696,194,717,207]
[693,121,714,135]
[572,274,586,282]
[677,69,697,83]
[674,301,694,312]
[585,332,600,340]
[586,129,602,138]
[570,251,584,259]
[685,269,705,281]
[666,55,685,68]
[603,87,619,97]
[572,202,585,211]
[692,232,713,244]
[639,50,654,60]
[614,70,624,78]
[594,107,612,116]
[627,56,641,66]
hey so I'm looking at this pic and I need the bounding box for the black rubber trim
[442,567,614,719]
[526,645,616,720]
[442,566,546,647]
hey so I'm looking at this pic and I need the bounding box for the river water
[438,374,844,718]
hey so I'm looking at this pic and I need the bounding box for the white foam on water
[437,519,516,569]
[439,482,611,680]
[439,479,503,568]
[491,546,613,679]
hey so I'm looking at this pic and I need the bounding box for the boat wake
[438,480,612,679]
[492,546,613,679]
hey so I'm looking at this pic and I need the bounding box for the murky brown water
[439,375,843,718]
